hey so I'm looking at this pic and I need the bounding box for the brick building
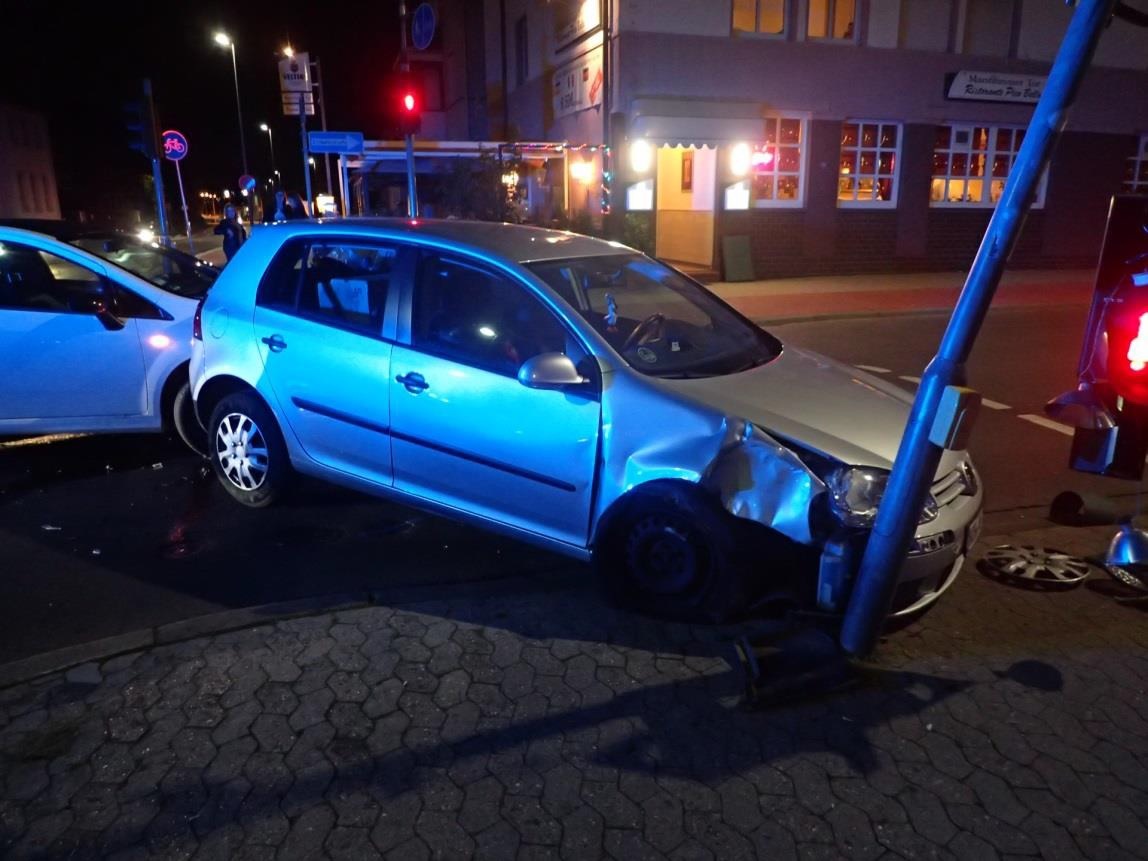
[481,0,1148,277]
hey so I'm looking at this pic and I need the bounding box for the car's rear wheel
[597,484,747,623]
[208,392,292,507]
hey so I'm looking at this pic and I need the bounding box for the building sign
[552,0,601,49]
[552,46,604,120]
[945,70,1047,104]
[279,52,316,116]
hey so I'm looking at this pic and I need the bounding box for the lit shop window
[732,0,786,35]
[1124,134,1148,193]
[807,0,857,40]
[751,117,806,208]
[930,124,1046,208]
[838,121,900,207]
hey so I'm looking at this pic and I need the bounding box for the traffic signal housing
[396,75,422,136]
[124,80,160,160]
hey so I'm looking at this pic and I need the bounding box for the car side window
[411,253,573,376]
[0,242,103,314]
[257,239,399,339]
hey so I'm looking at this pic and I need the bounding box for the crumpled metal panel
[593,370,825,546]
[702,421,825,546]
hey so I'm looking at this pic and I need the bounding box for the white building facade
[484,0,1148,276]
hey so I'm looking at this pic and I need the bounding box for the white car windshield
[527,254,780,378]
[69,236,217,298]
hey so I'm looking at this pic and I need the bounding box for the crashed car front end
[592,364,983,618]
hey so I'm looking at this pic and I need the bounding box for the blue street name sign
[308,131,364,155]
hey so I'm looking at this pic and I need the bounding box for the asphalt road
[1,301,1133,665]
[772,303,1142,521]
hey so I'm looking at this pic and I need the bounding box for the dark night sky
[1,0,407,216]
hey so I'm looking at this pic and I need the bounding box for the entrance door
[654,145,716,269]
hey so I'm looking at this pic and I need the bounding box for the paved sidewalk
[2,518,1148,860]
[708,268,1094,323]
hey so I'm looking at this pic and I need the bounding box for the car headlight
[826,466,938,528]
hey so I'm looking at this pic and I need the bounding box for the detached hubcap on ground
[215,412,269,491]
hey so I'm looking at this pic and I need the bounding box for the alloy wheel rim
[215,412,270,492]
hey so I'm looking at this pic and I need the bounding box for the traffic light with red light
[398,80,421,136]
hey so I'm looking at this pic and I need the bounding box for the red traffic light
[402,92,416,113]
[1104,288,1148,404]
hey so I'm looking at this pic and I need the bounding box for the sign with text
[278,51,312,93]
[552,45,603,120]
[945,70,1047,104]
[308,131,364,155]
[552,0,600,48]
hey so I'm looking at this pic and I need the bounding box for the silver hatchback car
[190,220,981,621]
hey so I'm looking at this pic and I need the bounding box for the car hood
[666,345,966,474]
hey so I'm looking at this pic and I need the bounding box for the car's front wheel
[208,392,292,507]
[170,380,207,456]
[596,484,747,623]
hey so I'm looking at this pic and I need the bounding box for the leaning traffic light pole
[839,0,1120,658]
[124,79,171,246]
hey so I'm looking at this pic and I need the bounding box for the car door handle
[261,334,287,352]
[395,372,429,393]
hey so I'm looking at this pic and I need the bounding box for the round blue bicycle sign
[161,129,188,161]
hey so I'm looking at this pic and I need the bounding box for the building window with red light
[748,116,806,208]
[930,124,1046,208]
[838,121,900,207]
[732,0,786,36]
[807,0,857,40]
[1124,134,1148,193]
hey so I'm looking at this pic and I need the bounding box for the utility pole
[311,57,334,198]
[142,79,170,246]
[839,0,1121,658]
[400,0,418,218]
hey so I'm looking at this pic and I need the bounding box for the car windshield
[527,253,781,378]
[68,236,217,298]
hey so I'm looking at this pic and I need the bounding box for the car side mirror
[517,352,586,389]
[93,300,126,331]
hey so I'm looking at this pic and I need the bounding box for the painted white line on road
[981,398,1011,410]
[855,364,891,374]
[1018,414,1074,436]
[899,375,921,384]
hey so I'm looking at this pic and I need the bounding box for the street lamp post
[259,123,279,185]
[213,31,249,179]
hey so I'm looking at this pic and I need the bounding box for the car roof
[257,217,636,264]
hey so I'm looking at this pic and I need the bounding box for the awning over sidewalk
[628,98,765,146]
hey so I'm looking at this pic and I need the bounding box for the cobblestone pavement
[2,523,1148,860]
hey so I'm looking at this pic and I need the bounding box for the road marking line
[981,398,1011,410]
[899,375,921,384]
[1018,414,1074,436]
[855,364,891,374]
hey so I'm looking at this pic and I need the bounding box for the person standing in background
[214,203,247,262]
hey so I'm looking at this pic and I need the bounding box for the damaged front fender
[593,368,825,547]
[701,421,826,546]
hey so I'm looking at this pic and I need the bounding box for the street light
[213,31,249,178]
[259,123,279,184]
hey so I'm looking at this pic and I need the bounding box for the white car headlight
[826,466,937,528]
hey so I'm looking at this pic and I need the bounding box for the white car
[0,226,204,449]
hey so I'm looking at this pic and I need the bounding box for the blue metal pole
[839,0,1118,657]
